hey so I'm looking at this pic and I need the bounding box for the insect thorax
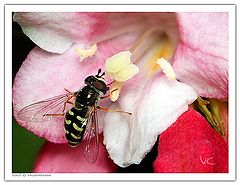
[75,85,100,108]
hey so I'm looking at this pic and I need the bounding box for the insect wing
[16,92,76,122]
[83,107,100,163]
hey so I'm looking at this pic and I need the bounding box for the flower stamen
[104,27,175,100]
[144,37,174,77]
[105,51,139,101]
[156,57,176,80]
[125,26,176,79]
[109,82,123,102]
[90,24,145,45]
[129,27,158,54]
[76,44,97,62]
[105,51,139,83]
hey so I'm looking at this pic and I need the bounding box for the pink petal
[33,140,117,173]
[13,45,103,143]
[153,110,228,173]
[13,12,109,53]
[12,36,136,143]
[13,12,179,54]
[13,13,179,143]
[172,13,228,99]
[12,38,135,143]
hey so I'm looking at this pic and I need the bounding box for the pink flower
[13,12,228,172]
[33,136,117,173]
[173,13,228,99]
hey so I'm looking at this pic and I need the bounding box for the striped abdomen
[64,106,89,147]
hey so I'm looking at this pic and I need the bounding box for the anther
[156,57,176,80]
[76,44,97,62]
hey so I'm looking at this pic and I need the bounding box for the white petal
[21,26,73,54]
[103,76,197,167]
[13,12,107,54]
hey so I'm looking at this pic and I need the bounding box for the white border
[4,4,236,181]
[4,4,236,12]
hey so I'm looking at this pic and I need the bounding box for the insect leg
[62,94,75,113]
[64,88,71,93]
[62,100,74,112]
[107,80,115,86]
[100,95,110,100]
[43,113,65,117]
[97,106,132,115]
[100,88,118,100]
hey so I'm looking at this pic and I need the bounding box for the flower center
[127,27,177,77]
[76,15,179,101]
[103,25,178,101]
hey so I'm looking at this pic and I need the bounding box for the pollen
[105,51,139,82]
[156,57,176,80]
[76,44,97,62]
[109,82,123,102]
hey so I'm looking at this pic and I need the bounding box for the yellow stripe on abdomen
[73,123,83,131]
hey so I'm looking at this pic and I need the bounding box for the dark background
[12,21,45,173]
[12,20,158,173]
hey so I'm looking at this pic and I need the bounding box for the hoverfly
[16,69,131,163]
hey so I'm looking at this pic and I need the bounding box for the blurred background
[12,18,158,173]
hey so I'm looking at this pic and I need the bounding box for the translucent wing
[83,106,100,163]
[16,91,77,122]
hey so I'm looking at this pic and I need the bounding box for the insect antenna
[100,72,105,77]
[96,69,102,77]
[96,69,105,78]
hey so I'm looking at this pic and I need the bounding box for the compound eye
[93,81,104,89]
[84,76,94,84]
[93,81,107,94]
